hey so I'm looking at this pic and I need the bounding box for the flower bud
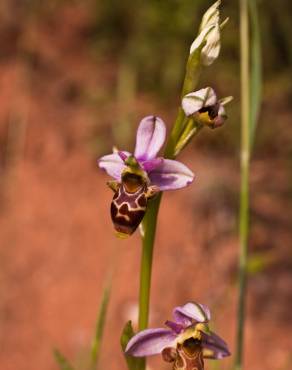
[190,0,226,66]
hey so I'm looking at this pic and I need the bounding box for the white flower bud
[190,0,222,66]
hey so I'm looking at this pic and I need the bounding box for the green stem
[137,195,161,370]
[235,0,250,369]
[164,45,203,159]
[138,194,162,331]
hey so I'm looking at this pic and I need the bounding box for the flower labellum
[125,302,230,370]
[98,116,194,237]
[182,87,232,129]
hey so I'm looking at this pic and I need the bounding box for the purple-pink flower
[98,116,194,236]
[125,302,230,368]
[99,115,194,191]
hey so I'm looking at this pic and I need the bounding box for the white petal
[190,1,222,66]
[182,87,217,116]
[200,0,220,30]
[190,24,214,55]
[201,23,221,66]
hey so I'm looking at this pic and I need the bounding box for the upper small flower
[125,301,230,368]
[98,116,194,191]
[182,87,232,129]
[190,0,227,66]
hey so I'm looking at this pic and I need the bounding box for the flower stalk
[138,194,162,332]
[235,0,250,369]
[164,44,204,159]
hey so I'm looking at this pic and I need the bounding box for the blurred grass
[249,0,262,148]
[54,349,76,370]
[53,280,111,370]
[90,279,111,370]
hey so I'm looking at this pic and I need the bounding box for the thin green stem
[138,194,162,331]
[165,45,203,158]
[137,195,161,370]
[235,0,250,369]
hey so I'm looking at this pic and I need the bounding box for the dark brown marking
[119,203,129,215]
[199,103,219,120]
[137,195,147,207]
[165,339,204,370]
[110,202,118,218]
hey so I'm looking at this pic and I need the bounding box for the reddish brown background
[0,2,291,370]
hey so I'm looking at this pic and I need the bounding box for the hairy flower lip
[125,302,230,361]
[98,116,194,191]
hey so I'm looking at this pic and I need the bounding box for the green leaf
[53,349,76,370]
[90,279,111,370]
[249,0,262,148]
[247,252,274,275]
[120,320,135,351]
[120,321,144,370]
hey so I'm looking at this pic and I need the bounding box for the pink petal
[173,302,210,325]
[98,152,129,181]
[125,328,177,357]
[148,159,194,191]
[165,320,184,334]
[141,157,164,172]
[202,331,231,359]
[134,116,166,161]
[118,151,129,162]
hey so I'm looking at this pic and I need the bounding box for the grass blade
[90,278,111,369]
[54,349,76,370]
[249,0,262,147]
[235,0,250,369]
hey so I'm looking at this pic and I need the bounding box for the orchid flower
[125,302,230,370]
[182,87,232,129]
[98,116,194,236]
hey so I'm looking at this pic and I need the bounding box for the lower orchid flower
[125,302,230,370]
[98,116,194,237]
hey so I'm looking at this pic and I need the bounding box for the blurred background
[0,0,291,370]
